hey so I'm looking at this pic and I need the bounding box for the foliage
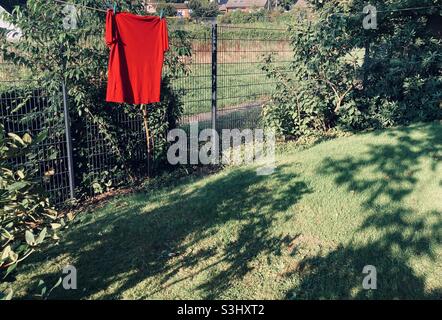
[156,3,177,17]
[262,0,442,137]
[217,6,308,25]
[188,0,219,19]
[0,125,61,281]
[33,277,62,299]
[261,11,361,137]
[218,9,271,24]
[1,0,189,196]
[349,0,442,128]
[278,0,299,11]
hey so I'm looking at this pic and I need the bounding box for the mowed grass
[3,122,441,299]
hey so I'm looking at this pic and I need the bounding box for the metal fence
[0,80,72,205]
[171,24,291,132]
[0,24,291,206]
[82,104,149,196]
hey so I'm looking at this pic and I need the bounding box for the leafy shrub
[0,125,61,280]
[262,0,442,138]
[218,9,271,24]
[156,3,177,17]
[261,54,327,138]
[189,0,219,19]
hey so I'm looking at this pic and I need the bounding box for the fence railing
[0,24,291,206]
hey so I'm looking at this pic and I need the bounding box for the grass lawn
[3,122,441,299]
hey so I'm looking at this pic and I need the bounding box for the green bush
[0,125,61,280]
[262,0,442,137]
[156,3,177,17]
[189,0,219,19]
[218,9,270,24]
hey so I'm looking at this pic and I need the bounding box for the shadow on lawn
[285,123,442,299]
[24,163,311,299]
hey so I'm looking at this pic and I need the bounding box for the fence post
[211,23,218,133]
[363,39,370,88]
[61,81,75,201]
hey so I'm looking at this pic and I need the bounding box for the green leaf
[7,132,25,146]
[49,277,62,293]
[1,245,12,262]
[0,228,13,241]
[8,250,18,263]
[4,263,17,278]
[25,230,35,246]
[36,228,47,244]
[40,286,47,297]
[7,181,29,192]
[33,130,48,145]
[16,170,25,179]
[22,133,32,144]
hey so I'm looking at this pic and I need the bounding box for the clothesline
[51,0,442,18]
[52,0,198,13]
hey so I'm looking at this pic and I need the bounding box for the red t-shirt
[105,11,169,104]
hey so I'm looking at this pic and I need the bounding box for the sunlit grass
[2,122,441,299]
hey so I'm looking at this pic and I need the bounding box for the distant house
[218,0,228,13]
[0,5,21,42]
[223,0,269,13]
[219,0,306,12]
[144,1,191,19]
[172,3,191,19]
[145,0,156,14]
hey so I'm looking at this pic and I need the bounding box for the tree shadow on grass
[22,163,311,299]
[285,123,442,299]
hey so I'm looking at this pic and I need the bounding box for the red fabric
[105,11,169,104]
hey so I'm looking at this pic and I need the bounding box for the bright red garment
[105,11,169,104]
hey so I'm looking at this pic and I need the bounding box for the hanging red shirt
[105,11,169,104]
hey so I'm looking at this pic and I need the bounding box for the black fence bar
[61,81,75,200]
[211,23,218,133]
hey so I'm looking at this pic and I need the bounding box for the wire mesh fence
[170,24,292,132]
[82,105,149,196]
[216,25,291,131]
[0,80,72,205]
[169,24,213,130]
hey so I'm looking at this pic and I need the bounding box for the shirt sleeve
[105,10,117,47]
[162,19,169,52]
